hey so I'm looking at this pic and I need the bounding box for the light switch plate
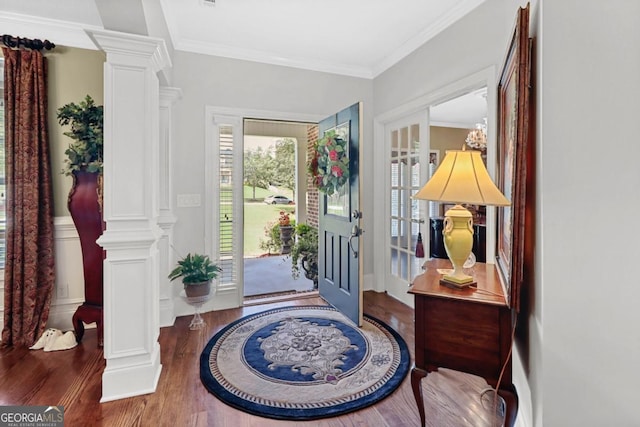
[177,193,201,207]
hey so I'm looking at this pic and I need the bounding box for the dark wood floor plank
[0,291,509,426]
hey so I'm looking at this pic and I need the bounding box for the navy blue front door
[318,102,363,326]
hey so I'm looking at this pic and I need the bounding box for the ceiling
[0,0,487,125]
[159,0,485,78]
[0,0,485,78]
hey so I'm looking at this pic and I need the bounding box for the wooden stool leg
[71,304,103,347]
[411,365,429,427]
[72,310,85,343]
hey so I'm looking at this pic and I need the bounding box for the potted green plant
[168,253,221,298]
[57,94,103,176]
[290,224,318,288]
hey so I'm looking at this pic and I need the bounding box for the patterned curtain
[1,47,55,347]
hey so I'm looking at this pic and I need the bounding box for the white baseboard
[363,273,375,291]
[159,297,176,328]
[100,344,162,402]
[47,298,93,332]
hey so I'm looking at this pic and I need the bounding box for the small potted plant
[290,223,318,288]
[168,253,221,298]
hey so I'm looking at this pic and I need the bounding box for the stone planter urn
[301,253,318,289]
[184,280,211,298]
[279,225,294,254]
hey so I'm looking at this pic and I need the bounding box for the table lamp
[414,147,510,288]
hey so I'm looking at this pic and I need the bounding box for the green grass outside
[242,185,295,257]
[244,185,271,201]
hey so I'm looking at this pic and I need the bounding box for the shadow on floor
[244,255,315,297]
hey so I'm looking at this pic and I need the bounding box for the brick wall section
[306,124,319,228]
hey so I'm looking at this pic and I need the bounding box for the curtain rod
[1,34,55,51]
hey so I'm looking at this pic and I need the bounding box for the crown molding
[0,11,101,50]
[430,120,476,129]
[86,29,171,72]
[172,0,484,79]
[205,105,324,125]
[161,0,371,79]
[175,38,373,79]
[371,0,486,77]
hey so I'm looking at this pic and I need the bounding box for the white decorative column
[158,87,182,327]
[87,29,171,402]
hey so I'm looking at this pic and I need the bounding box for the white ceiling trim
[0,11,102,50]
[371,0,485,77]
[159,0,371,78]
[205,105,324,124]
[159,0,371,77]
[174,38,373,79]
[431,120,476,129]
[162,0,485,79]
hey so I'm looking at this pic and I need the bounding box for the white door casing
[204,107,323,310]
[372,67,498,305]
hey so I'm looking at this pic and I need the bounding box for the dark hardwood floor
[0,291,507,426]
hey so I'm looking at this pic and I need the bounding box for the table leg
[411,365,429,427]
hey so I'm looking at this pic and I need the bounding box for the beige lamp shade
[413,149,510,206]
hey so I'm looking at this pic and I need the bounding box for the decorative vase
[442,205,474,284]
[68,170,105,345]
[279,225,294,254]
[184,280,211,298]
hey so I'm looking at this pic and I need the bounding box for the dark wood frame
[496,4,530,311]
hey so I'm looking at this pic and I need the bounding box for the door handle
[348,224,364,259]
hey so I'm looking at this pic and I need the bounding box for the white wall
[169,51,374,284]
[376,0,640,426]
[373,0,514,117]
[540,1,640,425]
[374,1,538,425]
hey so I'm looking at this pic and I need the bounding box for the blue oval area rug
[200,305,410,420]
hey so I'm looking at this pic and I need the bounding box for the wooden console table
[408,259,518,426]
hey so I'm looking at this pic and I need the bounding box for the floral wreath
[309,130,350,196]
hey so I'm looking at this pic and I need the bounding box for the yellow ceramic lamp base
[442,205,474,286]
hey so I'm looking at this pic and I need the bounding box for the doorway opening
[242,119,319,301]
[429,87,489,263]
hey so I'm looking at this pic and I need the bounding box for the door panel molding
[318,102,363,326]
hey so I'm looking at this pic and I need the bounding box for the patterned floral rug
[200,305,410,420]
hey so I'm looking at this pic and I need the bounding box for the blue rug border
[199,305,411,421]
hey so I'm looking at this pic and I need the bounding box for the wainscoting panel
[0,217,89,338]
[48,217,88,331]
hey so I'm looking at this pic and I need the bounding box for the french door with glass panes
[386,111,429,304]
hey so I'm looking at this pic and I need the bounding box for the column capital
[160,87,183,106]
[86,29,171,72]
